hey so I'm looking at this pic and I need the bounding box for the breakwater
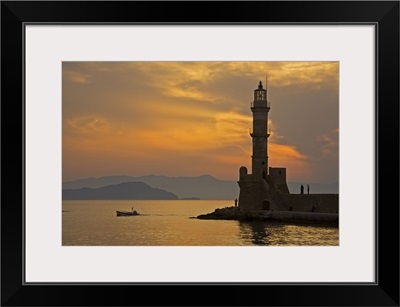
[196,206,338,226]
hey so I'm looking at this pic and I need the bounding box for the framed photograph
[2,1,399,306]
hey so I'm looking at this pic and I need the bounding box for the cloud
[120,61,338,103]
[318,128,339,158]
[65,116,112,135]
[64,71,91,84]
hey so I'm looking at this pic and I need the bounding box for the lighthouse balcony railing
[251,101,271,108]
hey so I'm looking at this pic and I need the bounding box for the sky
[62,62,338,184]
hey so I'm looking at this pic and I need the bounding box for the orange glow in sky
[63,62,338,184]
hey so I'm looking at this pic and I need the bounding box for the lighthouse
[238,79,289,211]
[250,81,270,179]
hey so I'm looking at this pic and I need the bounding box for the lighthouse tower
[238,80,289,211]
[251,81,270,179]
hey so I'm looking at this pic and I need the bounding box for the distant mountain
[63,175,240,200]
[63,175,137,190]
[62,181,178,200]
[63,175,338,200]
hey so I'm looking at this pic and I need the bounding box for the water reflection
[238,221,339,246]
[239,221,275,245]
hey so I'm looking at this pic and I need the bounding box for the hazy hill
[63,175,339,200]
[63,175,239,200]
[62,181,178,200]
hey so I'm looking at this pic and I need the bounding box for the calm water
[62,200,339,246]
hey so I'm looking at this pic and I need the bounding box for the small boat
[116,210,139,216]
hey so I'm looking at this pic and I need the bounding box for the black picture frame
[1,1,399,306]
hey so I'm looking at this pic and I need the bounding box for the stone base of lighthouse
[238,179,274,211]
[238,166,291,211]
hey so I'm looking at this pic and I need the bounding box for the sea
[62,200,339,246]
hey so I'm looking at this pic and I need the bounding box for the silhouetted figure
[300,184,304,194]
[307,185,310,194]
[311,205,316,212]
[235,198,238,207]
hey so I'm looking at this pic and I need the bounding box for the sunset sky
[62,62,338,184]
